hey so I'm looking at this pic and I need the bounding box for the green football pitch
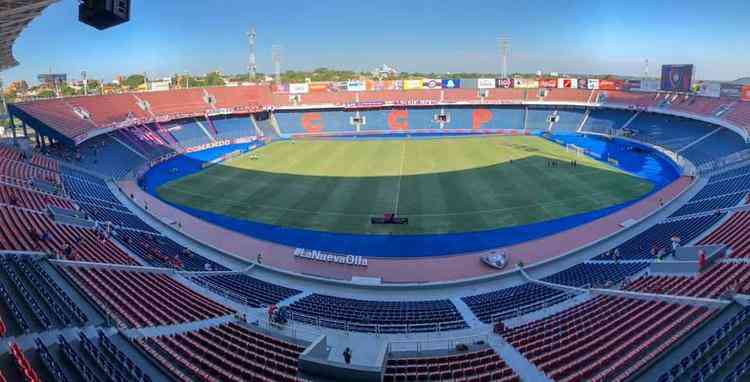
[157,136,653,235]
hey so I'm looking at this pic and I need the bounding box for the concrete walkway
[121,314,238,339]
[488,335,552,382]
[0,325,118,352]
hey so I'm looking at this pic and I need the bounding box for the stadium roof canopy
[0,0,58,71]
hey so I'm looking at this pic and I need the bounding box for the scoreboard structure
[660,64,694,92]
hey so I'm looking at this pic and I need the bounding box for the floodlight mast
[248,26,257,82]
[498,36,510,78]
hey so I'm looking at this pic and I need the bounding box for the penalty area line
[393,140,407,215]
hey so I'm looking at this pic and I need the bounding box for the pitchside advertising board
[513,78,538,88]
[557,78,578,89]
[346,80,366,92]
[496,78,513,88]
[661,64,694,92]
[442,79,461,89]
[587,79,600,90]
[288,83,309,94]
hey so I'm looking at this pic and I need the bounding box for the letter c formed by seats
[472,109,492,129]
[388,109,409,131]
[301,113,323,133]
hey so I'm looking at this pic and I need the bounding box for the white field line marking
[393,140,408,214]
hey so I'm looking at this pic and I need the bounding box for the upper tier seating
[69,267,232,328]
[625,263,750,298]
[137,322,306,382]
[210,115,256,140]
[680,128,748,166]
[625,112,717,151]
[160,120,213,148]
[289,294,467,333]
[114,229,227,271]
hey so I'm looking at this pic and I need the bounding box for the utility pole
[248,26,257,82]
[81,70,88,96]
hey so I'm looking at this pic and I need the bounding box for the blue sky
[3,0,749,84]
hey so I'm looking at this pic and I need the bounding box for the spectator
[343,348,352,364]
[256,253,263,264]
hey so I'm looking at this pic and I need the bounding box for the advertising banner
[696,82,721,98]
[308,83,329,92]
[477,78,496,89]
[513,78,538,88]
[624,79,642,90]
[275,83,290,93]
[598,79,624,91]
[742,85,750,102]
[442,79,461,89]
[288,83,310,94]
[539,78,557,88]
[660,64,694,92]
[721,83,744,99]
[347,80,366,92]
[403,79,423,90]
[496,78,513,88]
[329,81,348,92]
[587,79,600,90]
[557,78,578,89]
[422,79,442,89]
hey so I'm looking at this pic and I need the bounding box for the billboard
[721,83,744,99]
[598,79,624,91]
[587,79,600,90]
[742,86,750,102]
[403,79,424,90]
[661,64,694,92]
[308,83,329,92]
[347,80,366,92]
[38,73,67,85]
[422,79,442,89]
[513,78,538,88]
[496,78,513,88]
[696,82,721,98]
[442,79,461,89]
[275,83,290,93]
[288,83,310,94]
[477,78,496,89]
[624,79,642,90]
[539,78,557,88]
[557,78,578,89]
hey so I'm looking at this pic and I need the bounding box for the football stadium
[2,1,750,381]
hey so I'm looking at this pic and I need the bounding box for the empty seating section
[0,255,88,332]
[15,99,92,141]
[0,205,138,264]
[359,89,441,104]
[671,193,744,217]
[484,88,526,102]
[69,267,232,327]
[593,214,725,260]
[137,322,305,381]
[111,127,175,159]
[501,295,714,381]
[724,102,750,130]
[275,110,355,134]
[0,155,61,184]
[35,338,69,382]
[408,108,445,130]
[114,229,227,271]
[70,134,146,178]
[289,294,467,332]
[384,347,519,382]
[542,262,649,287]
[0,183,73,211]
[61,169,125,209]
[210,115,255,140]
[77,202,157,232]
[602,90,660,108]
[582,109,635,134]
[161,120,213,148]
[462,283,567,324]
[76,330,154,381]
[209,85,271,110]
[542,88,593,103]
[525,108,553,130]
[553,110,587,132]
[626,113,714,151]
[192,273,300,307]
[699,211,750,259]
[693,174,750,201]
[681,128,748,166]
[626,263,750,298]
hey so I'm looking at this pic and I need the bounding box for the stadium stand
[289,294,468,332]
[137,322,306,381]
[210,115,256,140]
[542,261,649,288]
[384,347,519,382]
[462,283,569,324]
[192,273,300,307]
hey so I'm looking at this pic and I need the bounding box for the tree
[36,89,55,98]
[123,74,145,89]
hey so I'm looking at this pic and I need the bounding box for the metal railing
[386,332,491,353]
[286,310,468,336]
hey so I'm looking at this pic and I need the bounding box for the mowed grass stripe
[158,136,654,235]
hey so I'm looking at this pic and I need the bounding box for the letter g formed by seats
[388,109,409,131]
[301,113,323,133]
